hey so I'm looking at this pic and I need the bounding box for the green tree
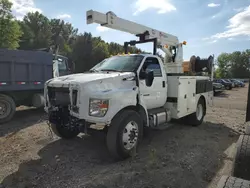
[216,50,250,79]
[18,11,52,50]
[91,37,109,66]
[0,0,22,49]
[230,51,250,78]
[72,32,94,72]
[50,19,78,55]
[16,10,147,73]
[217,53,231,78]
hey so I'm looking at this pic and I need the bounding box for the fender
[138,98,149,127]
[106,86,149,127]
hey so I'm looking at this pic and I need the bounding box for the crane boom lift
[86,10,179,47]
[86,10,185,73]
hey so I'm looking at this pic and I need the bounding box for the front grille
[48,86,70,106]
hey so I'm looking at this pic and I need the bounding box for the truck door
[138,57,167,109]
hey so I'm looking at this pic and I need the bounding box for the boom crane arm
[86,10,185,73]
[86,10,179,47]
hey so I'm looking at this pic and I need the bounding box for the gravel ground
[0,85,249,188]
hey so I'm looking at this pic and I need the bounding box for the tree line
[1,0,249,77]
[0,0,144,72]
[215,50,250,79]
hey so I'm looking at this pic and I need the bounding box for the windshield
[91,55,144,72]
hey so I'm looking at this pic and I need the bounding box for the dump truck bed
[0,49,53,91]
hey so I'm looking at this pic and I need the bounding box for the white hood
[46,72,136,88]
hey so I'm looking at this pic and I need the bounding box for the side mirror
[145,70,154,87]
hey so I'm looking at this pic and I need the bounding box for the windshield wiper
[87,69,99,73]
[100,69,121,72]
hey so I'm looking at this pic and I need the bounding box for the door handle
[162,81,165,88]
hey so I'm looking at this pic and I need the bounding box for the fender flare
[112,103,149,127]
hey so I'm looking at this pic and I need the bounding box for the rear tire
[106,110,143,160]
[185,97,206,126]
[50,123,80,139]
[0,94,16,124]
[233,135,250,180]
[217,176,250,188]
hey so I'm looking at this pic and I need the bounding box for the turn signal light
[183,41,187,45]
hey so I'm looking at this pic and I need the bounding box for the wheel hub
[196,104,203,121]
[0,102,7,116]
[122,121,139,150]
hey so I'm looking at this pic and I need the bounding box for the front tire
[0,94,16,124]
[50,123,80,139]
[106,110,143,160]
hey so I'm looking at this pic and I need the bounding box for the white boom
[86,10,179,47]
[86,10,185,73]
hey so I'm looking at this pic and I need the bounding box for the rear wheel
[0,94,16,124]
[106,110,143,160]
[185,97,205,126]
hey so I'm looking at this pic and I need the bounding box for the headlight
[89,99,109,117]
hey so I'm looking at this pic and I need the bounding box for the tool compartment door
[177,77,188,117]
[177,77,196,118]
[187,78,196,113]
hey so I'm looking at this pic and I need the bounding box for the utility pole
[54,20,64,60]
[52,20,64,77]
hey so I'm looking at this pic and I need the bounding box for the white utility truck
[44,10,214,160]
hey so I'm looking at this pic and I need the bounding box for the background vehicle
[213,82,225,95]
[231,79,245,87]
[0,49,72,124]
[224,79,235,88]
[214,79,233,90]
[44,10,214,160]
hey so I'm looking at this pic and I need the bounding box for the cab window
[57,58,67,72]
[141,57,162,77]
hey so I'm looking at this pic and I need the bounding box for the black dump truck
[0,48,72,124]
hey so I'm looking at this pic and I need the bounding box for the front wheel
[50,122,80,139]
[106,110,143,160]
